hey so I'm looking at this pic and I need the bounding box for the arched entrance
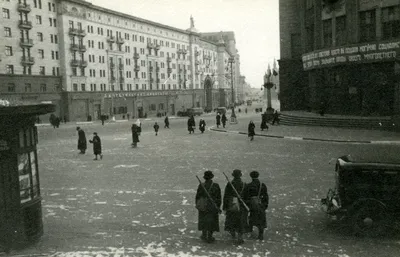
[204,75,213,112]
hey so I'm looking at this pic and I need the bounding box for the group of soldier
[196,169,269,245]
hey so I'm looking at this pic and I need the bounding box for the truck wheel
[352,204,388,237]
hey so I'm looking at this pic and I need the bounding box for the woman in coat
[89,132,102,160]
[131,123,140,148]
[199,119,206,133]
[216,113,221,128]
[195,170,221,243]
[248,121,255,141]
[223,169,249,245]
[188,115,195,134]
[221,113,227,128]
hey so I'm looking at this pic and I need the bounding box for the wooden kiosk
[0,101,55,251]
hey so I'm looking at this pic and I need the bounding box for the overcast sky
[90,0,280,88]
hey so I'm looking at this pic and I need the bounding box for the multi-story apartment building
[0,0,242,121]
[279,0,400,116]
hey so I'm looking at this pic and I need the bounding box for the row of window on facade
[4,82,59,93]
[4,27,58,46]
[5,65,59,76]
[72,83,186,92]
[4,46,59,60]
[3,7,58,27]
[304,5,400,52]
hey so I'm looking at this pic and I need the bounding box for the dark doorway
[204,75,213,112]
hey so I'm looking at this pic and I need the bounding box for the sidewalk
[209,115,400,144]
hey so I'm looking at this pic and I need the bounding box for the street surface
[4,109,400,257]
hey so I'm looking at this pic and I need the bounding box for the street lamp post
[228,57,237,123]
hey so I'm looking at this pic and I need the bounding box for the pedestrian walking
[195,171,222,243]
[153,122,160,136]
[188,115,195,134]
[164,116,170,128]
[100,114,106,126]
[245,108,248,114]
[272,110,280,125]
[76,127,87,154]
[238,108,241,113]
[89,132,102,160]
[131,119,141,148]
[216,113,221,128]
[223,169,249,245]
[260,113,269,131]
[221,113,227,128]
[248,121,255,141]
[243,171,269,241]
[199,119,206,133]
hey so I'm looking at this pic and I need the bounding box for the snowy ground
[4,114,400,257]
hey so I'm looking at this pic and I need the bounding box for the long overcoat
[199,120,206,132]
[248,123,255,137]
[221,114,227,125]
[243,179,269,229]
[187,118,195,132]
[223,179,249,233]
[131,124,140,143]
[216,115,221,126]
[77,129,87,151]
[195,180,221,232]
[90,135,102,155]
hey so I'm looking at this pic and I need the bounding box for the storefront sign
[103,91,188,99]
[302,41,400,71]
[0,99,10,106]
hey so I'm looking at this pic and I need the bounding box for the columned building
[0,0,242,121]
[279,0,400,116]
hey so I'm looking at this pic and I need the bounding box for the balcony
[21,56,35,66]
[156,78,160,83]
[77,29,86,37]
[69,28,79,36]
[110,76,116,82]
[119,77,125,83]
[18,20,32,30]
[116,37,125,44]
[195,51,200,56]
[149,78,154,83]
[107,36,116,43]
[70,59,80,67]
[110,63,115,69]
[118,63,124,70]
[149,66,153,72]
[195,60,201,65]
[20,38,33,48]
[133,53,140,59]
[155,44,161,50]
[167,57,172,62]
[78,45,87,52]
[134,66,140,72]
[156,67,160,72]
[147,42,155,49]
[70,44,79,51]
[18,3,31,13]
[80,60,88,67]
[167,68,172,74]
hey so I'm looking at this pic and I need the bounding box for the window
[6,65,13,74]
[335,16,346,46]
[360,10,376,42]
[38,0,42,9]
[49,18,52,27]
[120,84,124,91]
[36,15,42,24]
[323,19,332,47]
[4,27,11,37]
[5,46,12,56]
[54,35,58,44]
[38,49,44,59]
[48,2,51,11]
[25,83,32,92]
[72,67,77,76]
[37,32,43,42]
[7,83,15,92]
[2,8,10,19]
[73,83,78,91]
[39,66,45,75]
[81,84,86,91]
[40,84,47,92]
[382,6,400,40]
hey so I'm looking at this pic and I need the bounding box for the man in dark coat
[243,171,269,240]
[153,122,160,136]
[216,113,221,128]
[131,124,140,148]
[89,132,102,160]
[76,127,87,154]
[221,113,227,128]
[260,113,269,131]
[272,110,280,125]
[196,170,221,243]
[248,121,255,141]
[199,119,206,133]
[164,116,170,128]
[188,115,195,134]
[223,169,249,245]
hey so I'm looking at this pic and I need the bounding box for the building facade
[0,0,242,121]
[279,0,400,116]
